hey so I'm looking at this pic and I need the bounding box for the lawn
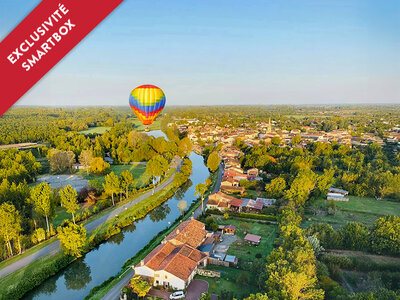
[195,265,258,299]
[196,265,258,299]
[304,196,400,228]
[215,217,277,262]
[80,163,150,188]
[80,126,111,135]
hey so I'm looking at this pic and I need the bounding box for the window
[165,275,168,279]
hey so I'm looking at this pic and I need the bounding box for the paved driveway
[186,280,209,300]
[213,234,237,257]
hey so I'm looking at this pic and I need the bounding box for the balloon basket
[145,127,150,132]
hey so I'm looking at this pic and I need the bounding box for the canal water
[24,132,209,300]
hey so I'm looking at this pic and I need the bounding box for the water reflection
[108,231,125,245]
[64,260,92,290]
[24,153,209,300]
[174,179,192,200]
[149,204,171,223]
[177,200,187,215]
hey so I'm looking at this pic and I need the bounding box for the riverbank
[0,158,185,300]
[87,168,221,300]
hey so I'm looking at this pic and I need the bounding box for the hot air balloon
[129,84,166,132]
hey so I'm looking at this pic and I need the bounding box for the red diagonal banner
[0,0,123,116]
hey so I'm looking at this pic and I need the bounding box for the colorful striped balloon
[129,84,166,126]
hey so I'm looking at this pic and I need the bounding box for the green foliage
[58,222,87,258]
[30,182,53,231]
[0,149,40,183]
[0,202,22,256]
[89,157,110,175]
[207,151,220,172]
[338,222,369,251]
[59,185,79,223]
[370,215,400,255]
[265,177,286,198]
[130,274,151,297]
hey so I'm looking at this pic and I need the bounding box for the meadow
[304,196,400,228]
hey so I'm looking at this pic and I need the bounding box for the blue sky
[1,0,399,106]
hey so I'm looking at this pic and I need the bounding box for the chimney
[191,216,194,220]
[140,260,144,266]
[176,229,180,234]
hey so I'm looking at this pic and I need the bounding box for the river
[23,131,209,300]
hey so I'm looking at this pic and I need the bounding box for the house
[244,233,261,246]
[244,199,264,213]
[163,219,208,248]
[207,191,241,211]
[221,175,240,187]
[133,219,209,290]
[221,185,245,195]
[247,168,259,176]
[134,242,207,290]
[73,163,84,170]
[328,187,349,196]
[223,225,236,234]
[327,193,349,202]
[228,198,244,212]
[225,166,244,174]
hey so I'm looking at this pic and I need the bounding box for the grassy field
[80,126,111,135]
[196,265,258,299]
[215,217,277,262]
[325,250,400,293]
[304,196,400,228]
[80,163,150,188]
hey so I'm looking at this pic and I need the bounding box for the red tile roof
[229,198,244,207]
[138,242,207,281]
[244,233,261,243]
[164,219,207,248]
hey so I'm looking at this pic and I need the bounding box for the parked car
[170,291,185,299]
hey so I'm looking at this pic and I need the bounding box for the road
[102,163,223,300]
[0,158,182,279]
[192,163,223,219]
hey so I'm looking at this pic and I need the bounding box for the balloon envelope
[129,84,166,125]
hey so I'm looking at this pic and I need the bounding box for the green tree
[31,182,53,232]
[130,275,151,298]
[339,222,369,251]
[265,177,286,198]
[284,171,316,207]
[146,155,168,194]
[58,221,87,257]
[291,134,302,146]
[48,149,75,173]
[0,203,22,256]
[78,149,94,175]
[370,215,400,255]
[59,185,79,224]
[195,183,208,213]
[271,136,281,145]
[103,172,120,205]
[120,169,134,198]
[207,151,220,172]
[178,137,193,158]
[89,157,110,175]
